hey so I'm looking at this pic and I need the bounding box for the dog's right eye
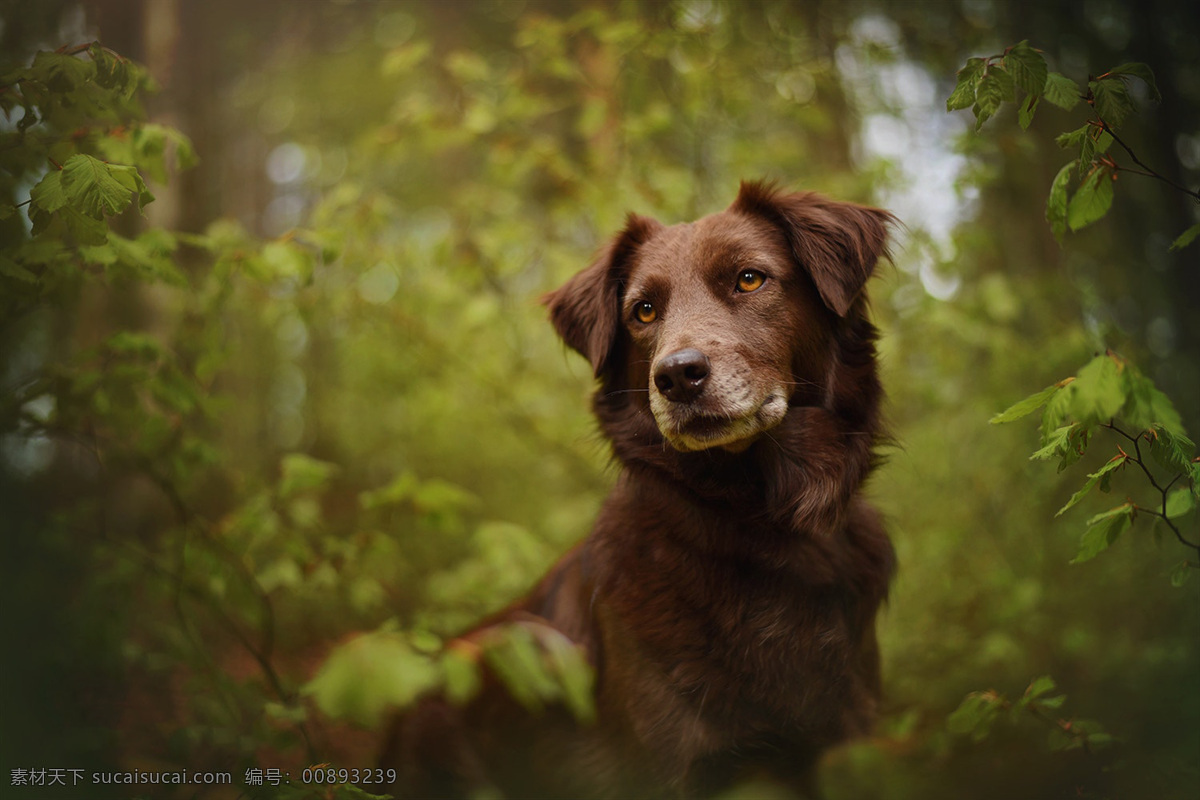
[634,301,657,324]
[736,270,766,293]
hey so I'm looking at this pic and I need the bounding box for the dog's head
[545,181,895,453]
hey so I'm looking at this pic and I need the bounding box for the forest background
[1,1,1197,798]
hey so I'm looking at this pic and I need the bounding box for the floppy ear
[731,180,896,317]
[543,213,662,377]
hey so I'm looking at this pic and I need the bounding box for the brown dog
[380,181,897,799]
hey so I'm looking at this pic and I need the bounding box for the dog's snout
[653,348,710,403]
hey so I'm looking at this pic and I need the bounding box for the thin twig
[1103,422,1200,555]
[1097,119,1200,202]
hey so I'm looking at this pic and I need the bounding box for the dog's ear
[731,180,896,317]
[543,213,662,377]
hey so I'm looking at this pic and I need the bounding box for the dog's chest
[606,534,864,730]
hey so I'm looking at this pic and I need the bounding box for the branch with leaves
[949,42,1199,581]
[949,676,1115,754]
[947,40,1199,248]
[944,42,1198,784]
[992,351,1198,582]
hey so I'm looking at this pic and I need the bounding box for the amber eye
[736,270,766,293]
[634,301,657,324]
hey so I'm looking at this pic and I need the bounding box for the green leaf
[1084,502,1135,527]
[257,557,303,592]
[278,453,339,498]
[1043,72,1081,110]
[1105,62,1161,102]
[412,478,478,515]
[1169,223,1200,252]
[31,51,94,93]
[1078,126,1113,170]
[1031,422,1091,471]
[1067,167,1115,232]
[133,123,199,182]
[947,58,985,111]
[1072,504,1132,563]
[1017,93,1040,130]
[482,625,559,713]
[991,383,1061,424]
[260,240,315,282]
[59,207,109,244]
[0,256,38,283]
[947,692,1003,742]
[1065,354,1125,425]
[1034,694,1067,711]
[1054,124,1088,152]
[441,646,483,706]
[992,66,1016,101]
[973,70,1011,130]
[360,470,419,509]
[108,163,155,210]
[1047,727,1075,752]
[1090,77,1133,127]
[540,628,596,724]
[1057,455,1126,517]
[1046,162,1073,241]
[29,170,68,214]
[1120,368,1184,434]
[1025,675,1057,700]
[1031,425,1072,462]
[1147,426,1195,476]
[1059,428,1093,471]
[1003,41,1048,96]
[1165,488,1195,519]
[89,43,134,94]
[60,154,138,218]
[1170,562,1193,588]
[304,632,439,727]
[946,80,977,112]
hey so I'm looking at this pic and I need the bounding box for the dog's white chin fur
[655,393,788,453]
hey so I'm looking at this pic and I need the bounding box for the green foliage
[948,677,1114,753]
[994,351,1197,568]
[942,38,1198,799]
[305,620,594,728]
[1,44,179,315]
[0,41,381,783]
[479,621,596,723]
[1170,223,1200,251]
[946,42,1196,246]
[304,629,440,728]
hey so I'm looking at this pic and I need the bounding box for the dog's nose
[654,348,710,403]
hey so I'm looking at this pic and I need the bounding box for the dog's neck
[595,399,877,537]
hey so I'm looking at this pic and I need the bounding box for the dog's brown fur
[380,181,897,799]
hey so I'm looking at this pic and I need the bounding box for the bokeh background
[2,1,1197,798]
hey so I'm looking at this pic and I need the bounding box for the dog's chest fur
[585,474,886,773]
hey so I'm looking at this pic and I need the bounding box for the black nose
[653,348,710,403]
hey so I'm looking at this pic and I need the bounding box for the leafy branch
[949,676,1115,754]
[950,42,1199,581]
[992,350,1198,581]
[947,41,1199,247]
[1103,422,1197,555]
[305,615,595,728]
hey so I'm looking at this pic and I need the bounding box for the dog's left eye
[736,270,766,293]
[634,301,657,323]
